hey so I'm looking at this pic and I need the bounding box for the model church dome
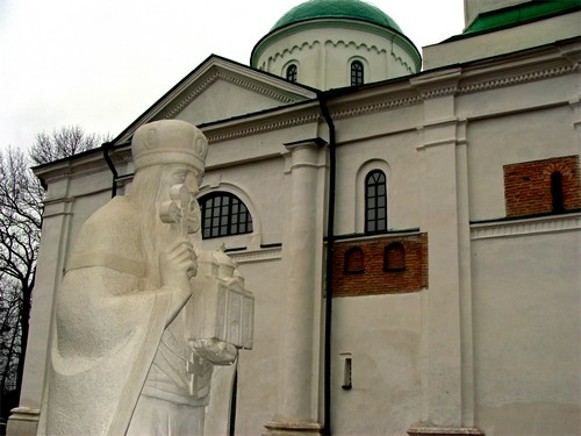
[251,0,421,90]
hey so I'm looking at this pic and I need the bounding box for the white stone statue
[37,120,253,435]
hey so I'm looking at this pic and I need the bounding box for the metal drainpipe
[318,92,336,436]
[102,142,118,197]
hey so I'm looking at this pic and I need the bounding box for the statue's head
[132,120,208,182]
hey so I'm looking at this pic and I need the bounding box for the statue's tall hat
[132,120,208,176]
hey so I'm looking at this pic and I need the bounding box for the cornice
[229,246,282,264]
[330,57,578,120]
[34,149,131,185]
[470,213,580,240]
[204,111,319,144]
[457,62,577,96]
[331,92,420,120]
[162,70,300,120]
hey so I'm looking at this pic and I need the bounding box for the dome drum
[251,0,421,89]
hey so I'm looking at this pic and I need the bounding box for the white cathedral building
[9,0,581,434]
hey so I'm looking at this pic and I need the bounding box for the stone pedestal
[408,426,484,436]
[264,420,323,435]
[6,408,40,436]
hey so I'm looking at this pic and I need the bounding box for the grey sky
[0,0,464,151]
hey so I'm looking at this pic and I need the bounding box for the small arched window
[200,192,253,239]
[365,170,387,233]
[350,61,364,86]
[550,171,565,213]
[344,247,364,273]
[286,64,298,82]
[384,243,405,271]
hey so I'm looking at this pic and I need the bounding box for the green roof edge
[464,0,581,35]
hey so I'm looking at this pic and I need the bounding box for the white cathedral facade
[9,0,581,434]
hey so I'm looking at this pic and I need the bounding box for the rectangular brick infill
[504,155,580,217]
[331,233,428,297]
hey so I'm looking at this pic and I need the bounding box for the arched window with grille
[365,170,387,233]
[286,64,298,82]
[199,192,253,239]
[350,60,364,86]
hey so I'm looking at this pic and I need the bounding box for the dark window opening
[365,170,387,233]
[200,192,253,239]
[350,61,364,86]
[344,247,364,273]
[286,64,298,82]
[551,171,565,213]
[384,242,405,272]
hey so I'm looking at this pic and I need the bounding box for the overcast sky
[0,0,464,151]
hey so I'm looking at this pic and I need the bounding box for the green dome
[272,0,403,33]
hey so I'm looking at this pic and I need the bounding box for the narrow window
[286,64,298,82]
[350,61,364,86]
[384,242,405,271]
[341,354,352,390]
[365,170,387,233]
[200,192,253,239]
[344,247,364,273]
[551,171,565,213]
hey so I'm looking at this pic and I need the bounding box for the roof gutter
[102,142,119,198]
[318,91,336,436]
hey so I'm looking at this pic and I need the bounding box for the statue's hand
[159,238,197,292]
[191,338,238,365]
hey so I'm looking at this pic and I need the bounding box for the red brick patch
[332,233,428,297]
[504,155,580,217]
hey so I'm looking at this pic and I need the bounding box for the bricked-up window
[286,64,298,82]
[350,61,364,86]
[365,170,387,233]
[344,247,364,273]
[384,243,405,272]
[504,155,580,217]
[332,233,428,297]
[551,171,565,213]
[200,192,253,239]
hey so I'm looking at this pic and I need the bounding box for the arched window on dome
[365,170,387,233]
[350,60,364,86]
[286,64,298,83]
[199,192,253,239]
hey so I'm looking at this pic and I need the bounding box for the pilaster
[265,139,326,435]
[7,195,74,436]
[411,70,480,434]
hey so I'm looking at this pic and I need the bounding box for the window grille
[365,170,387,233]
[350,61,364,86]
[286,64,298,82]
[200,192,253,239]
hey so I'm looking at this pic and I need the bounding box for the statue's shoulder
[71,196,143,258]
[86,196,138,226]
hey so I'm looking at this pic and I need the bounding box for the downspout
[318,92,336,436]
[102,142,118,197]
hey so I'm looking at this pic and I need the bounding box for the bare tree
[30,125,109,165]
[0,147,44,432]
[1,126,108,432]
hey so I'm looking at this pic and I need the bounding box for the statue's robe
[37,196,191,435]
